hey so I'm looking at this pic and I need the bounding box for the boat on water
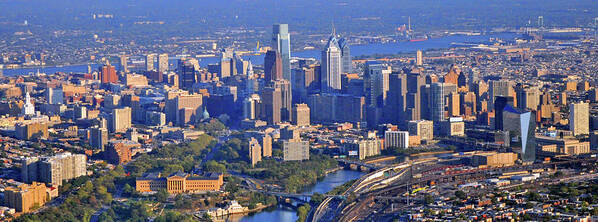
[409,38,428,42]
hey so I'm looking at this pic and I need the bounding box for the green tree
[156,189,170,202]
[455,190,467,200]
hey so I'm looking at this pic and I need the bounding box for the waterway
[219,169,366,222]
[1,33,519,76]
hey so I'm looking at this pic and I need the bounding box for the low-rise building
[136,172,223,194]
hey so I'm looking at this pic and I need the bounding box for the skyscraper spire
[332,21,336,37]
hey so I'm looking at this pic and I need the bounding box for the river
[219,169,366,222]
[1,33,519,76]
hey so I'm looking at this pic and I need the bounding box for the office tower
[489,80,515,108]
[261,135,273,157]
[494,96,514,130]
[408,120,434,141]
[46,87,63,105]
[4,182,48,213]
[346,138,381,160]
[264,50,282,82]
[260,85,282,125]
[219,48,235,78]
[440,117,465,137]
[119,55,128,73]
[461,92,477,117]
[503,105,536,162]
[516,86,540,111]
[457,71,467,88]
[448,92,460,117]
[364,61,391,107]
[291,103,310,126]
[243,94,261,120]
[100,64,118,83]
[283,139,309,161]
[272,24,291,81]
[249,137,262,166]
[74,105,87,119]
[416,50,423,66]
[158,53,169,73]
[146,111,166,126]
[104,94,121,109]
[570,102,589,136]
[110,107,131,133]
[15,122,48,140]
[292,66,317,103]
[90,127,108,150]
[166,94,203,126]
[178,60,196,89]
[384,130,409,149]
[321,34,342,92]
[430,83,447,122]
[338,37,352,73]
[146,54,156,71]
[22,92,35,115]
[307,93,366,124]
[21,152,87,186]
[385,72,407,124]
[406,72,426,121]
[273,80,292,121]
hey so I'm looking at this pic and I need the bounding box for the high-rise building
[4,182,48,212]
[119,55,128,73]
[146,53,156,71]
[364,61,392,107]
[264,50,282,82]
[22,92,35,115]
[260,85,282,125]
[249,137,262,166]
[345,138,381,160]
[384,130,409,149]
[408,120,434,141]
[15,122,48,140]
[261,134,273,157]
[46,87,63,105]
[243,94,261,120]
[338,37,352,74]
[110,107,131,133]
[272,24,291,81]
[90,127,108,150]
[283,139,309,161]
[178,60,196,89]
[430,83,450,122]
[291,103,310,126]
[494,96,514,130]
[489,80,515,108]
[416,50,423,66]
[100,64,118,83]
[105,141,135,165]
[158,53,169,74]
[570,102,590,136]
[273,80,292,121]
[321,34,342,92]
[307,93,366,124]
[503,105,536,162]
[21,152,87,186]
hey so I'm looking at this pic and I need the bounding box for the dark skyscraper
[261,85,282,125]
[264,50,282,82]
[178,60,196,89]
[338,37,352,74]
[494,96,514,130]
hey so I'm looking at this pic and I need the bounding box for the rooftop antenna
[332,20,336,36]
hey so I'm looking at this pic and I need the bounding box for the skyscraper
[272,24,291,81]
[249,137,262,166]
[321,33,342,92]
[570,102,589,136]
[46,88,63,105]
[178,60,196,89]
[430,83,446,123]
[146,53,156,71]
[90,127,108,150]
[119,55,128,73]
[243,94,261,120]
[494,96,514,130]
[100,64,118,83]
[110,107,131,133]
[416,50,423,66]
[261,85,282,125]
[291,103,310,126]
[503,105,536,162]
[264,50,282,82]
[158,53,169,74]
[338,37,352,74]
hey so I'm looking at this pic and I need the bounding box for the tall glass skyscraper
[502,105,536,162]
[272,24,291,81]
[321,34,342,92]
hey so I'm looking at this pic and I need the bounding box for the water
[1,33,519,76]
[235,170,366,222]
